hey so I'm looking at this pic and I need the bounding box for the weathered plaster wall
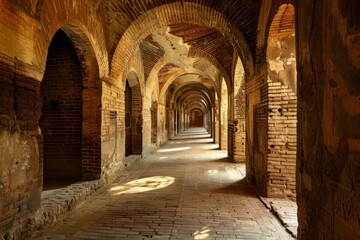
[0,129,40,230]
[266,31,297,199]
[297,0,360,239]
[267,36,296,94]
[0,56,42,237]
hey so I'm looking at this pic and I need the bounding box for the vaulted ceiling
[121,1,255,111]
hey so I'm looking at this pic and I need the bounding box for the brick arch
[178,92,210,109]
[158,69,220,106]
[123,45,146,95]
[183,97,209,114]
[40,27,103,180]
[252,1,298,199]
[125,70,143,156]
[35,0,108,79]
[190,49,231,90]
[146,49,229,95]
[255,0,295,71]
[110,2,254,87]
[173,86,213,112]
[146,54,223,105]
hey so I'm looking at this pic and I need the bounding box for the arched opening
[151,92,158,144]
[220,78,228,150]
[125,81,132,156]
[125,72,143,157]
[228,57,246,163]
[266,3,297,199]
[190,109,204,127]
[40,30,82,189]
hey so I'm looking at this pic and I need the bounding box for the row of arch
[35,1,297,201]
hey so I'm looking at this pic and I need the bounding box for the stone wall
[297,0,360,239]
[253,102,268,196]
[130,85,143,154]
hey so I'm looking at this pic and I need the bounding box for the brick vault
[0,0,359,239]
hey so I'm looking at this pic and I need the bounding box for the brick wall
[0,55,42,236]
[232,78,246,162]
[250,81,297,199]
[266,82,297,199]
[125,82,132,156]
[40,30,82,181]
[131,85,143,154]
[101,81,124,180]
[151,101,158,143]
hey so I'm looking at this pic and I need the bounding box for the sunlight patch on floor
[192,226,211,240]
[110,176,175,195]
[157,146,191,152]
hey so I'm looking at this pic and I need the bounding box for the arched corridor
[31,128,293,240]
[0,1,359,239]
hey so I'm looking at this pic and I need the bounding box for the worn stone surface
[260,197,298,238]
[30,128,293,240]
[297,0,360,239]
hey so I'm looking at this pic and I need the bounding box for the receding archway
[190,109,204,127]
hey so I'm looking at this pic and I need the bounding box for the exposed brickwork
[151,101,158,144]
[125,82,143,156]
[110,2,254,85]
[131,85,143,154]
[0,56,42,237]
[101,82,125,180]
[229,57,246,163]
[0,1,359,240]
[40,30,82,181]
[125,82,132,156]
[267,82,297,199]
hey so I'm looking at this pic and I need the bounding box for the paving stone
[30,128,294,240]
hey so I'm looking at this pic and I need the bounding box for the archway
[190,109,204,127]
[219,78,228,151]
[228,57,246,163]
[110,2,254,90]
[125,72,143,157]
[266,3,297,199]
[40,30,83,189]
[151,92,158,144]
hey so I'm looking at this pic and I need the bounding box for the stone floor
[31,128,295,240]
[259,197,298,238]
